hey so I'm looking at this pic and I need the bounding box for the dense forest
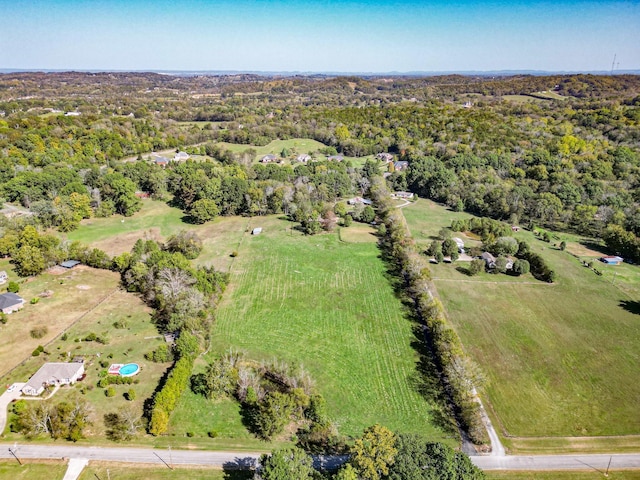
[0,72,639,261]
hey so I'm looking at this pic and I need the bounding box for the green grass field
[172,214,454,441]
[402,199,640,441]
[66,200,248,271]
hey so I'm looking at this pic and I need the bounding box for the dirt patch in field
[566,242,604,257]
[91,227,163,256]
[48,266,67,275]
[339,225,378,243]
[76,285,91,290]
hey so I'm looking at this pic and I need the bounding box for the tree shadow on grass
[223,460,255,480]
[620,300,640,315]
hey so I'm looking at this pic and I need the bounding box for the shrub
[145,344,173,363]
[30,326,48,339]
[113,320,128,329]
[105,386,116,397]
[30,297,39,305]
[343,214,353,227]
[186,431,195,437]
[125,389,136,401]
[207,430,218,438]
[0,313,7,324]
[61,333,68,341]
[83,333,97,342]
[230,251,238,257]
[7,281,20,293]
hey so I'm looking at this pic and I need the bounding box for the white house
[296,154,311,163]
[0,271,7,285]
[0,293,24,314]
[22,362,85,396]
[174,151,190,162]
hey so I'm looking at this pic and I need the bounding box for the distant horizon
[2,68,640,77]
[2,1,639,72]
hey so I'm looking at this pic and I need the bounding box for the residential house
[0,293,24,314]
[392,191,414,200]
[260,154,278,163]
[482,252,513,270]
[376,153,394,162]
[154,156,170,167]
[296,154,311,163]
[347,197,372,206]
[22,362,85,396]
[393,161,409,171]
[327,155,344,162]
[174,151,190,162]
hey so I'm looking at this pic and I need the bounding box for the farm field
[402,199,640,441]
[66,200,248,271]
[187,214,454,441]
[0,263,121,379]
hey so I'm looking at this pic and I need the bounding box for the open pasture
[66,200,248,271]
[200,215,453,440]
[403,199,640,440]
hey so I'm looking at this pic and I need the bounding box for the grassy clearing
[338,225,378,243]
[0,264,121,379]
[215,138,328,160]
[487,471,640,480]
[181,214,455,441]
[66,200,248,271]
[402,199,640,439]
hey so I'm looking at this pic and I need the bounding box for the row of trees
[370,177,489,446]
[256,424,484,479]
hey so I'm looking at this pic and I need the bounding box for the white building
[22,362,85,396]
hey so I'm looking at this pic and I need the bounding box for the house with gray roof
[0,293,24,314]
[22,362,85,396]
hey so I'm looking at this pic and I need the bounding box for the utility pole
[605,456,612,477]
[7,447,22,466]
[611,54,617,74]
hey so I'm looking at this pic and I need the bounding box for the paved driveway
[0,383,25,435]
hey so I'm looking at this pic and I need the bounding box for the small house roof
[24,363,84,393]
[60,260,81,268]
[0,293,24,310]
[252,227,263,235]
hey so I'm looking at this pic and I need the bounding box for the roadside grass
[403,199,640,439]
[66,200,248,271]
[0,265,121,380]
[187,214,455,441]
[80,465,252,480]
[487,472,640,480]
[0,460,67,479]
[503,435,640,455]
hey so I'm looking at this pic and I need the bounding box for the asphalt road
[1,443,639,472]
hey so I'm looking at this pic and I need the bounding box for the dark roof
[60,260,81,268]
[0,293,24,309]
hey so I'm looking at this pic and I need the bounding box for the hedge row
[372,178,489,446]
[149,354,194,436]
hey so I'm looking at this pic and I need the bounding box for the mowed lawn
[403,199,640,438]
[209,215,453,440]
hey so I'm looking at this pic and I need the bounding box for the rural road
[1,444,640,472]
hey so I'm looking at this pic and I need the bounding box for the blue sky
[1,0,638,72]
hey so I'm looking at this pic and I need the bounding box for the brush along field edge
[370,177,492,449]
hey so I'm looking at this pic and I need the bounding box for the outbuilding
[601,256,624,265]
[252,227,263,235]
[60,260,81,269]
